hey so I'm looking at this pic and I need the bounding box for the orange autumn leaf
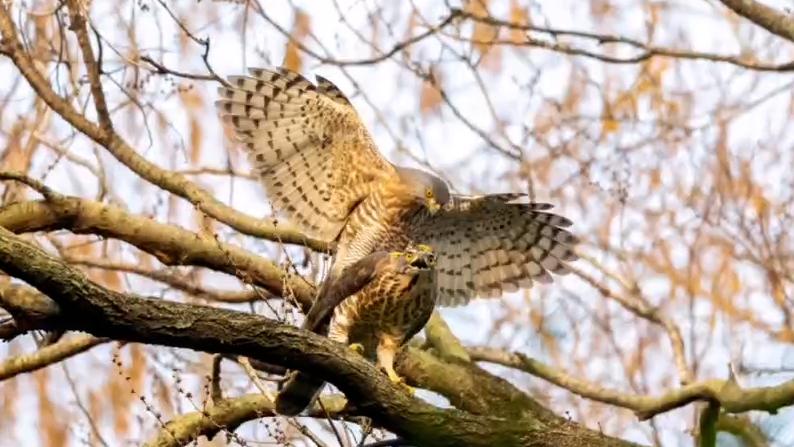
[601,117,620,135]
[420,68,444,116]
[283,9,311,73]
[508,0,531,44]
[466,0,498,54]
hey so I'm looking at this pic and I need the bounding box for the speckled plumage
[218,66,579,416]
[217,67,578,306]
[274,245,437,416]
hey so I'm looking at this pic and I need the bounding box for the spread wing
[217,67,397,242]
[409,194,578,306]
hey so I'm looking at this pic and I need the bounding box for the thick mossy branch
[401,346,559,424]
[0,226,639,447]
[0,198,315,310]
[715,414,769,447]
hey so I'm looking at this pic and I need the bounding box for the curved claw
[385,368,415,395]
[348,343,365,355]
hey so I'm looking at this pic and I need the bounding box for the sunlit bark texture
[1,1,793,446]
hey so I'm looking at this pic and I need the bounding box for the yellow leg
[377,337,415,395]
[348,343,365,355]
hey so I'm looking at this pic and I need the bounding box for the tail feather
[274,371,325,416]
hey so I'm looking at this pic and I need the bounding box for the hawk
[217,67,578,306]
[274,243,437,416]
[217,67,578,413]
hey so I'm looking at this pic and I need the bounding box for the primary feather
[218,66,579,305]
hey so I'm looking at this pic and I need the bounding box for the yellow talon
[348,343,365,355]
[386,369,415,395]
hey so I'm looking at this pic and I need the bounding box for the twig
[469,346,794,420]
[140,56,219,82]
[238,356,276,400]
[572,265,692,384]
[62,362,111,447]
[210,354,223,404]
[453,7,794,72]
[0,171,61,201]
[65,0,112,130]
[252,2,463,67]
[0,5,326,251]
[66,256,269,303]
[0,334,107,381]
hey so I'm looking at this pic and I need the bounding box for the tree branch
[453,7,794,71]
[0,333,106,381]
[146,392,348,447]
[65,0,112,130]
[573,266,692,383]
[718,0,794,43]
[469,347,794,420]
[715,414,769,447]
[0,225,639,447]
[0,6,326,251]
[0,197,315,310]
[698,402,720,447]
[66,256,268,303]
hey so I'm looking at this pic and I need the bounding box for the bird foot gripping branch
[218,66,577,417]
[384,366,415,396]
[348,342,365,355]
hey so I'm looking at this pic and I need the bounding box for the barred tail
[274,372,325,416]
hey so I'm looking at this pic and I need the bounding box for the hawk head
[395,166,450,214]
[391,243,437,273]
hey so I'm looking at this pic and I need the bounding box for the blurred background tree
[0,0,793,446]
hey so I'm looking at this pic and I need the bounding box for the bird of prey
[217,67,577,415]
[217,67,578,307]
[274,243,437,416]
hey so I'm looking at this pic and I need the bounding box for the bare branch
[0,197,315,309]
[454,7,794,71]
[572,266,692,384]
[0,5,326,252]
[66,256,268,303]
[0,333,107,381]
[718,0,794,42]
[146,393,347,447]
[0,170,61,201]
[65,0,112,129]
[252,2,463,67]
[698,402,720,447]
[469,347,794,420]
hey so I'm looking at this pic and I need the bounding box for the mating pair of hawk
[217,67,577,415]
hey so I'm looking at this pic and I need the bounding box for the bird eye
[425,189,433,198]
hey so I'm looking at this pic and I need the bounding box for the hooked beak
[406,244,436,269]
[426,198,441,214]
[411,251,436,269]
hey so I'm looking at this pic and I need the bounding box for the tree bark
[0,225,640,447]
[718,0,794,42]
